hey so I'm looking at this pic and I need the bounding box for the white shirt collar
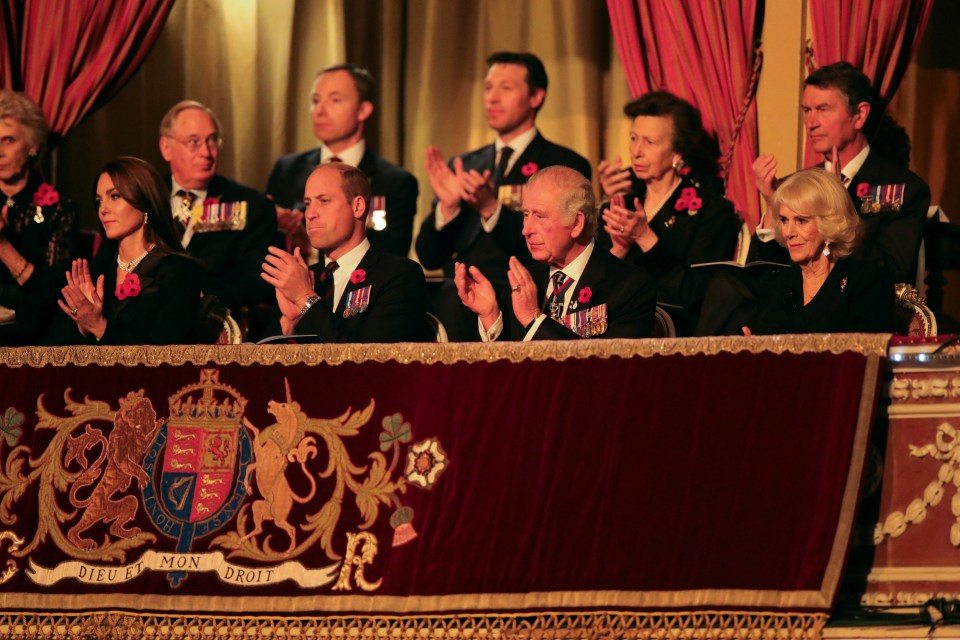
[325,237,371,309]
[495,127,538,176]
[320,139,366,168]
[825,144,870,183]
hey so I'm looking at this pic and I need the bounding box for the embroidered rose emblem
[115,273,142,300]
[521,162,539,177]
[577,287,592,304]
[404,438,449,490]
[350,268,366,284]
[674,186,701,214]
[856,183,870,198]
[33,183,60,207]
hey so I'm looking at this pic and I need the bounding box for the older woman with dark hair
[50,157,202,344]
[741,168,893,334]
[597,91,740,312]
[0,90,78,345]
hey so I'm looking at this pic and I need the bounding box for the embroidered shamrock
[577,286,592,305]
[0,407,24,447]
[856,183,870,198]
[115,273,142,300]
[674,186,702,213]
[521,162,539,177]
[33,183,60,207]
[350,269,366,284]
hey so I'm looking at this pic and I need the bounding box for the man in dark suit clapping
[456,166,655,341]
[261,163,426,343]
[266,65,418,258]
[416,51,592,339]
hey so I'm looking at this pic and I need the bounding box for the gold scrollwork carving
[0,530,23,584]
[889,376,960,401]
[332,531,381,592]
[874,421,960,545]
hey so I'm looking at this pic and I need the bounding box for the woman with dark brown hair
[0,90,78,345]
[51,157,202,344]
[597,91,740,314]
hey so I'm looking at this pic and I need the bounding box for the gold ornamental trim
[0,610,828,640]
[0,333,891,368]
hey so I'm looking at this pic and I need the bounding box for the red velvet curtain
[606,0,763,231]
[0,0,174,143]
[804,0,934,165]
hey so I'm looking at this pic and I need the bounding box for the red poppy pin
[674,186,701,213]
[840,276,848,292]
[521,162,539,177]
[678,166,691,176]
[350,269,366,284]
[115,273,142,300]
[577,286,592,304]
[33,183,60,207]
[204,196,220,205]
[856,183,870,198]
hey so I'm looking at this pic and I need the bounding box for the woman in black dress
[0,90,78,345]
[54,157,202,344]
[743,168,893,334]
[597,91,741,311]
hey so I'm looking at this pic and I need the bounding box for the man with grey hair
[456,166,655,340]
[159,100,278,316]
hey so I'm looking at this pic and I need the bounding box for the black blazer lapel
[110,252,162,317]
[503,132,545,184]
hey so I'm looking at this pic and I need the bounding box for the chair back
[894,283,937,337]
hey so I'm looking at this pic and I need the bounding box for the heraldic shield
[142,370,252,586]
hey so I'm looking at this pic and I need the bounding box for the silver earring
[144,212,149,226]
[822,242,830,257]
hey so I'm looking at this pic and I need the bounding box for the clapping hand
[598,157,632,198]
[454,262,500,330]
[58,259,106,338]
[603,194,653,256]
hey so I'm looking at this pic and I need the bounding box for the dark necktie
[319,261,339,310]
[546,271,571,321]
[328,156,342,164]
[174,189,195,237]
[493,146,513,187]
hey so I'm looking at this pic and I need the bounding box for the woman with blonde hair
[741,167,893,334]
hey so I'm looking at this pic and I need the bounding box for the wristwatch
[298,295,322,319]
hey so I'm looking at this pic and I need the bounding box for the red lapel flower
[33,183,60,207]
[674,186,702,214]
[577,286,592,304]
[115,273,142,300]
[521,162,539,177]
[856,183,870,198]
[204,196,220,205]
[350,269,366,284]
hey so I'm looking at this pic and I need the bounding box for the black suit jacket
[750,151,930,284]
[415,132,592,281]
[169,174,279,311]
[747,256,895,334]
[597,176,740,309]
[47,247,202,345]
[296,246,427,343]
[266,148,419,256]
[498,247,656,340]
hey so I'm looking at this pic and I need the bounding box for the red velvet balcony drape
[0,0,174,144]
[606,0,763,231]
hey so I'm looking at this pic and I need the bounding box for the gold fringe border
[0,610,828,639]
[0,333,891,368]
